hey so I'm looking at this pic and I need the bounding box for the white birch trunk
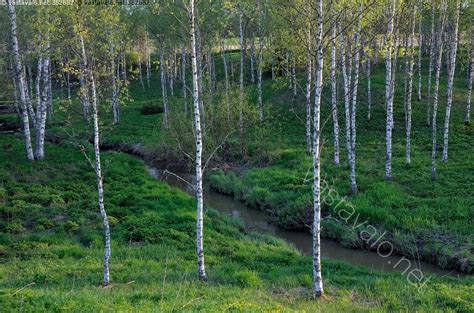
[427,7,435,125]
[89,69,111,287]
[145,30,151,88]
[330,24,339,165]
[312,0,324,298]
[220,37,230,119]
[348,11,361,194]
[431,2,447,180]
[35,53,49,160]
[366,53,372,121]
[340,28,352,173]
[441,0,460,163]
[417,13,422,101]
[305,38,312,154]
[79,35,90,119]
[239,13,244,134]
[385,0,396,180]
[7,0,34,162]
[257,10,264,122]
[406,9,417,164]
[23,65,36,130]
[466,35,473,124]
[189,0,207,281]
[160,50,169,128]
[182,48,188,114]
[110,43,120,125]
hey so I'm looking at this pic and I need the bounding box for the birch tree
[466,35,473,124]
[330,23,339,164]
[189,0,207,282]
[6,0,35,162]
[431,1,447,180]
[305,29,312,154]
[417,8,422,101]
[160,49,169,128]
[426,6,435,125]
[385,0,396,180]
[238,12,245,134]
[405,7,416,164]
[312,0,324,298]
[89,68,111,288]
[441,0,461,163]
[257,0,264,122]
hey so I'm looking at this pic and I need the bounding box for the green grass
[0,135,473,311]
[0,50,473,310]
[207,55,474,273]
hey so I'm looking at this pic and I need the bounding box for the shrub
[140,104,164,115]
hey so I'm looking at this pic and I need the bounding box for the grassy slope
[0,135,473,311]
[208,55,474,273]
[0,52,473,310]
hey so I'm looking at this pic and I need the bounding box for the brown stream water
[147,167,465,279]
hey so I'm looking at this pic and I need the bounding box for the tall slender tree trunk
[7,0,34,162]
[431,2,447,180]
[46,55,53,119]
[182,47,188,113]
[466,35,473,124]
[312,0,324,298]
[385,0,396,180]
[257,14,264,122]
[79,35,90,119]
[89,69,111,288]
[441,0,460,163]
[340,27,352,173]
[366,51,372,121]
[145,30,151,88]
[160,50,169,128]
[189,0,207,282]
[239,12,244,134]
[427,7,435,125]
[330,24,339,165]
[348,11,361,194]
[36,50,49,160]
[23,65,36,130]
[417,12,422,101]
[406,9,417,164]
[110,43,120,125]
[305,32,312,154]
[220,37,230,119]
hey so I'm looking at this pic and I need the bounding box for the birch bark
[7,0,34,161]
[189,0,207,281]
[466,35,473,124]
[427,7,435,125]
[431,2,447,180]
[385,0,396,180]
[312,0,324,298]
[441,0,460,163]
[330,24,339,164]
[89,69,111,287]
[406,9,416,164]
[160,50,169,128]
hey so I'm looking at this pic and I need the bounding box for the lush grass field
[0,50,473,310]
[0,135,473,311]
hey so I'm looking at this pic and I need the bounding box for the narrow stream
[149,167,463,278]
